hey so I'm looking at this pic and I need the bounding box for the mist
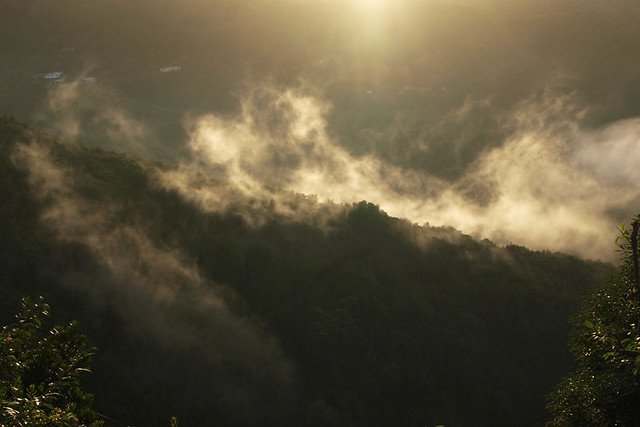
[156,84,640,262]
[5,0,640,264]
[28,72,640,263]
[32,76,159,159]
[10,141,296,423]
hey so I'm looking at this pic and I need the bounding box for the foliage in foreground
[547,218,640,425]
[0,297,100,426]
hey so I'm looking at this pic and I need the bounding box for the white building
[159,66,181,73]
[44,71,64,80]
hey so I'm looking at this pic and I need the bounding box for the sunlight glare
[347,0,391,40]
[353,0,385,7]
[351,0,386,13]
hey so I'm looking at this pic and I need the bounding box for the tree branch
[631,221,640,297]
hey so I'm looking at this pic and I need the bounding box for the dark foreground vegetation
[547,220,640,425]
[0,115,619,425]
[1,297,101,426]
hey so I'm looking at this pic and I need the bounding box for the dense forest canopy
[0,115,617,425]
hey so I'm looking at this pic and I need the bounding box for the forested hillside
[0,115,615,426]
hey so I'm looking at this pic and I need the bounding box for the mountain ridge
[0,115,616,426]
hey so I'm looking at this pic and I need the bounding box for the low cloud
[160,84,640,262]
[155,83,448,226]
[33,74,153,158]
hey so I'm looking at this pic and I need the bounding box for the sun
[346,0,393,43]
[351,0,386,11]
[347,0,390,27]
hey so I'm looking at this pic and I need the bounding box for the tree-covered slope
[0,115,615,426]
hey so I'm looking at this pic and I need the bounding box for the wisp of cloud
[33,75,154,158]
[11,141,295,421]
[160,84,640,262]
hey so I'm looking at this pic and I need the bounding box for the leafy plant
[0,297,101,426]
[547,217,640,425]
